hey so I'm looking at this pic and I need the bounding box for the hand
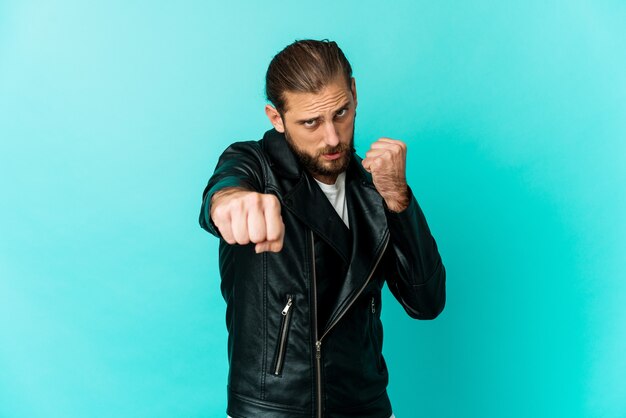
[210,188,285,253]
[361,138,409,212]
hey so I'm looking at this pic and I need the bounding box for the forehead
[282,77,352,116]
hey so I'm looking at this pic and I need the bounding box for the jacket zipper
[273,294,294,376]
[311,231,322,418]
[311,230,390,418]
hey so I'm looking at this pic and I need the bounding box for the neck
[312,172,339,185]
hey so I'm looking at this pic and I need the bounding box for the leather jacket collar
[261,127,376,188]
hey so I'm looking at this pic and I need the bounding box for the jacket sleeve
[384,186,446,319]
[198,141,265,238]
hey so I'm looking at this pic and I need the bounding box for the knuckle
[228,198,243,213]
[264,194,280,209]
[212,206,226,221]
[244,192,262,207]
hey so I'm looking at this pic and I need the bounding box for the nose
[323,121,340,147]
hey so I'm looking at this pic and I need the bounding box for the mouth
[321,151,344,161]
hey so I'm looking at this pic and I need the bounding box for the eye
[335,108,348,118]
[303,119,317,128]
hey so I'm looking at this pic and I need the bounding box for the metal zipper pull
[371,296,376,314]
[282,296,293,315]
[274,295,294,376]
[315,341,322,359]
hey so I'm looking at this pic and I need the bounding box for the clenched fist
[210,188,285,253]
[361,138,409,212]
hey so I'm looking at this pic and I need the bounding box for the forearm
[385,187,446,319]
[383,183,409,213]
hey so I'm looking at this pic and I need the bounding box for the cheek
[291,129,322,152]
[337,120,354,139]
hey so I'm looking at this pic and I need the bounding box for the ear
[350,77,358,108]
[265,104,285,133]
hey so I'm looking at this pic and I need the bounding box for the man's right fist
[210,188,285,253]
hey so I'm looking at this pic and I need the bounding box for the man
[199,39,445,418]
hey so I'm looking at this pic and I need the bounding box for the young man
[199,39,446,418]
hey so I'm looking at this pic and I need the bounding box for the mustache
[317,144,355,156]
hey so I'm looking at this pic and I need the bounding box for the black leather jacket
[199,128,446,418]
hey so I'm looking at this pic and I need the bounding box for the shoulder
[220,139,263,155]
[215,139,269,167]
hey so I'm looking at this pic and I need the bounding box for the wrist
[383,186,409,213]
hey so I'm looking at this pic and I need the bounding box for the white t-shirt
[313,172,349,229]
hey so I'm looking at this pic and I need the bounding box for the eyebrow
[294,101,351,124]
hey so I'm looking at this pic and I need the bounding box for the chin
[316,156,350,176]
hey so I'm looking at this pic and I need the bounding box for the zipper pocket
[370,295,383,372]
[273,294,294,376]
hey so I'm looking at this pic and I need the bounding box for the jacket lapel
[262,129,351,263]
[261,128,389,333]
[283,174,352,263]
[321,156,390,333]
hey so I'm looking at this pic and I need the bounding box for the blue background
[1,1,625,417]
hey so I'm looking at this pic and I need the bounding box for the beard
[283,128,354,179]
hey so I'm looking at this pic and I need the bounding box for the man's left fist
[361,138,409,212]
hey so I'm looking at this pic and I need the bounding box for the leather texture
[199,128,446,418]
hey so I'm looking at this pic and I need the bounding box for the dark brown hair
[265,39,353,114]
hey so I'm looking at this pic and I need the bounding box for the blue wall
[1,1,624,417]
